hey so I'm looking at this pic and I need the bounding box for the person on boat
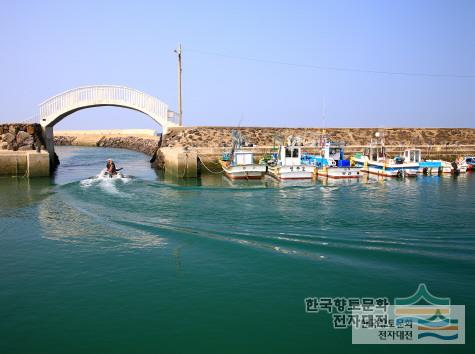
[106,159,122,176]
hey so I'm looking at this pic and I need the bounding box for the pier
[2,120,475,178]
[55,126,475,178]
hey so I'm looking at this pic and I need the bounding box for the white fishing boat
[313,138,362,179]
[219,131,267,180]
[441,161,455,174]
[456,157,468,173]
[438,158,467,174]
[351,133,419,177]
[267,136,314,180]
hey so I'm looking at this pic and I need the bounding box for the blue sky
[0,0,474,131]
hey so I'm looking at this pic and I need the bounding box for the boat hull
[224,171,265,180]
[219,160,267,179]
[363,166,418,177]
[317,167,362,179]
[418,167,440,175]
[267,165,314,180]
[353,157,419,177]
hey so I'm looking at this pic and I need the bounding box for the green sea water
[0,146,474,353]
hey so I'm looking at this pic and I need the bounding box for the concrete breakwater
[0,123,49,176]
[54,126,475,178]
[162,127,475,149]
[159,127,475,175]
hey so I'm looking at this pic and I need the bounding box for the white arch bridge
[39,85,182,160]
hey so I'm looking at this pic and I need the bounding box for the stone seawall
[162,127,475,148]
[158,127,475,169]
[1,123,46,151]
[54,134,161,157]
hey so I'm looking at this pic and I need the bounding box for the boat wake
[80,169,132,194]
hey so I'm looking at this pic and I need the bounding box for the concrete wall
[157,148,197,178]
[0,151,50,177]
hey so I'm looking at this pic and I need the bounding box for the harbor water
[1,146,474,353]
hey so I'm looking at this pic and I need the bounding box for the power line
[185,48,475,79]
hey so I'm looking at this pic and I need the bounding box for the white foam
[79,169,131,194]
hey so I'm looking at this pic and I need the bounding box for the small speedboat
[101,169,124,179]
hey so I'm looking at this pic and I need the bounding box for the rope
[198,156,224,174]
[181,153,189,178]
[23,156,30,178]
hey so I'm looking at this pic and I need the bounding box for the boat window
[285,148,292,157]
[293,149,299,158]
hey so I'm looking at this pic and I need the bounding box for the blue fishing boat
[351,133,419,177]
[463,156,474,172]
[302,137,362,179]
[418,160,442,175]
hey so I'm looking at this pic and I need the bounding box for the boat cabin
[232,150,254,166]
[279,146,302,166]
[465,156,475,164]
[364,141,386,162]
[322,141,345,161]
[403,149,421,163]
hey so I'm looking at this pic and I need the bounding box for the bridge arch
[39,85,181,163]
[39,85,180,131]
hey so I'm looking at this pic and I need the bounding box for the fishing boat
[418,160,442,175]
[219,131,267,179]
[302,137,362,179]
[464,156,475,171]
[267,136,314,180]
[439,158,467,174]
[454,157,468,174]
[351,132,419,177]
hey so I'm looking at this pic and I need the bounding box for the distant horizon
[1,0,474,129]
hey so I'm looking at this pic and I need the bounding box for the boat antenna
[230,130,245,158]
[321,97,327,134]
[238,112,244,127]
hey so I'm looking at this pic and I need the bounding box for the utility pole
[174,44,183,126]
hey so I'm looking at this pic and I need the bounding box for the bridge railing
[39,85,177,126]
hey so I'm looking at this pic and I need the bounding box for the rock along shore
[54,133,161,157]
[1,123,46,151]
